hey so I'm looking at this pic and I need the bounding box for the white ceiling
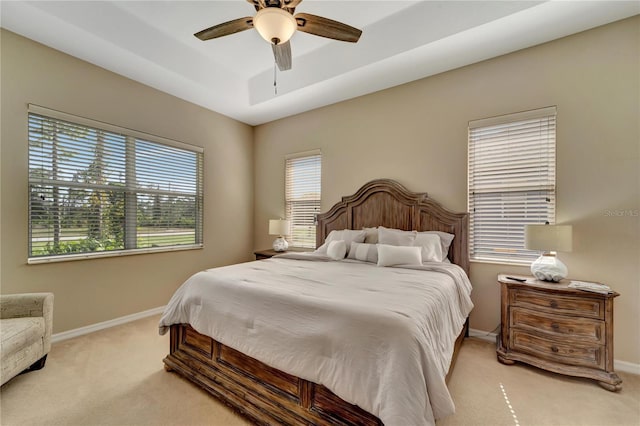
[1,1,638,125]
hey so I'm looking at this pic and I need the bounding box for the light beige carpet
[0,314,638,426]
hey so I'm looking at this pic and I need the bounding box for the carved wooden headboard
[316,179,469,275]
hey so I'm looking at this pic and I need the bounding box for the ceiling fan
[194,0,362,71]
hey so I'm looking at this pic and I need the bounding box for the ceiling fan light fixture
[253,7,297,45]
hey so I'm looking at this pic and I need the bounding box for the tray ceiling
[1,1,638,125]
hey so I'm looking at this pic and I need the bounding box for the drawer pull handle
[550,301,558,308]
[551,346,559,353]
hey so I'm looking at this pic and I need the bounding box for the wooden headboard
[316,179,469,275]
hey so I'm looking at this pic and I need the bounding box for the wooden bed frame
[163,179,470,425]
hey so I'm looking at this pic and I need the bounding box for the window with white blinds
[27,105,203,263]
[468,106,556,264]
[285,150,321,249]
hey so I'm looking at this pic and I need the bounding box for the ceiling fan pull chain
[274,61,278,95]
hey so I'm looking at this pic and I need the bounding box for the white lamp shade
[253,7,297,45]
[269,219,290,236]
[525,224,572,252]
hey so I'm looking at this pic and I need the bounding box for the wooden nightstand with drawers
[496,274,622,391]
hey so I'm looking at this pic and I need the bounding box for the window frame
[468,106,557,265]
[284,149,322,249]
[27,104,204,264]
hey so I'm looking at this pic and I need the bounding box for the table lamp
[269,219,290,252]
[525,224,572,282]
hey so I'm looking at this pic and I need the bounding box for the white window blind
[285,150,321,249]
[468,107,556,264]
[28,105,203,263]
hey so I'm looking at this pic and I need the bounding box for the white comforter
[159,255,473,426]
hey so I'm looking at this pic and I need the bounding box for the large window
[285,150,321,249]
[468,106,556,264]
[28,105,203,263]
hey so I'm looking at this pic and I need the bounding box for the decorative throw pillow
[413,233,444,262]
[377,244,422,267]
[326,240,347,260]
[363,227,379,244]
[378,226,417,246]
[418,231,454,259]
[375,227,454,262]
[316,229,366,256]
[348,242,378,264]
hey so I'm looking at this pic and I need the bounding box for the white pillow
[378,226,417,246]
[377,244,422,267]
[348,242,378,263]
[375,227,454,262]
[316,229,366,255]
[363,227,379,244]
[326,240,347,260]
[414,233,444,262]
[419,231,455,259]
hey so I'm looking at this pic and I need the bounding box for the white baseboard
[468,328,639,376]
[51,306,165,343]
[614,360,640,375]
[469,327,498,343]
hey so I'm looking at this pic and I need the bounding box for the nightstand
[253,249,283,260]
[496,274,622,391]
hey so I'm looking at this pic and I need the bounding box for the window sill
[27,244,203,264]
[470,258,531,267]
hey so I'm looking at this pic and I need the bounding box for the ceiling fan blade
[282,0,303,11]
[246,0,267,11]
[194,17,254,41]
[295,13,362,43]
[272,41,292,71]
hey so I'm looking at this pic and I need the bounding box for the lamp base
[272,236,288,252]
[531,253,567,282]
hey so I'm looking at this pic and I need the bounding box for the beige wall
[254,17,639,364]
[1,17,638,365]
[0,30,255,333]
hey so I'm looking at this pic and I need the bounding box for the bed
[160,179,472,426]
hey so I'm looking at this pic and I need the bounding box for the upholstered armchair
[0,293,54,386]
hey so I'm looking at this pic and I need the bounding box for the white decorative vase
[530,254,568,282]
[272,236,288,252]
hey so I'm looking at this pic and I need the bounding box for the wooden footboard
[163,320,468,426]
[163,324,382,425]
